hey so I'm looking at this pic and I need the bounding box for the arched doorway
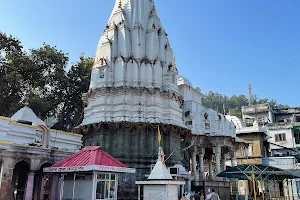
[12,160,30,200]
[33,162,52,200]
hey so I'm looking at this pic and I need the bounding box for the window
[294,129,300,144]
[185,121,192,125]
[275,133,286,142]
[96,173,116,200]
[100,69,104,78]
[205,120,210,130]
[172,74,176,84]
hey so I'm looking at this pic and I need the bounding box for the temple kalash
[73,0,244,199]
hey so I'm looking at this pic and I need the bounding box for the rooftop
[52,146,127,168]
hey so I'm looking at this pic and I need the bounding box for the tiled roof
[52,146,127,168]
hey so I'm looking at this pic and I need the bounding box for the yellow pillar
[274,178,278,200]
[268,177,272,200]
[252,171,257,200]
[276,179,280,200]
[260,178,265,200]
[287,180,290,200]
[290,180,294,200]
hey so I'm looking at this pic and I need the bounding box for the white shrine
[136,147,185,200]
[79,0,243,199]
[82,0,183,127]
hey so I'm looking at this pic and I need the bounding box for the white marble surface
[82,0,183,127]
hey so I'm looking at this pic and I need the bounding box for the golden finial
[118,0,122,8]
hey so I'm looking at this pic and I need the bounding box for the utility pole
[248,84,252,106]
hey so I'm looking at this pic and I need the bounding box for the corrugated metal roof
[52,146,127,168]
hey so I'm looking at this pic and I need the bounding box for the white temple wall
[153,63,163,88]
[83,94,183,126]
[146,30,159,60]
[111,28,119,58]
[0,118,82,150]
[114,58,125,86]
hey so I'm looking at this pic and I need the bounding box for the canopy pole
[274,177,278,200]
[260,177,265,200]
[252,168,257,200]
[268,176,271,200]
[72,173,76,200]
[287,179,290,200]
[290,180,294,200]
[276,178,280,200]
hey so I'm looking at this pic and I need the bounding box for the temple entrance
[12,160,30,200]
[33,163,52,200]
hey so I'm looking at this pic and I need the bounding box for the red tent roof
[52,146,127,168]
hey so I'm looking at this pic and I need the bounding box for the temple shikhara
[0,1,258,200]
[77,0,240,199]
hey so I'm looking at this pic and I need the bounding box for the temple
[78,0,240,199]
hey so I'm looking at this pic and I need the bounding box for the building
[242,103,300,155]
[76,0,238,199]
[228,103,300,198]
[0,106,82,200]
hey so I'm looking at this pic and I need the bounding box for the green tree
[202,91,288,118]
[0,32,93,131]
[53,55,93,131]
[0,33,30,116]
[26,44,69,118]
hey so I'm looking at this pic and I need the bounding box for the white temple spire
[82,0,184,127]
[148,147,173,180]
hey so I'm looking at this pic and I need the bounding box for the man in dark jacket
[194,192,201,200]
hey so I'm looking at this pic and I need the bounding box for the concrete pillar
[192,146,200,183]
[208,158,214,180]
[231,151,237,167]
[192,146,197,174]
[213,146,221,177]
[24,172,35,200]
[50,174,59,200]
[0,157,15,200]
[221,153,227,171]
[39,175,45,200]
[199,148,205,180]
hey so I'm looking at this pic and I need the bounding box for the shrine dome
[178,76,193,87]
[11,106,40,124]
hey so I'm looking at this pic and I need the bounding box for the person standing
[180,194,188,200]
[194,192,201,200]
[210,189,220,200]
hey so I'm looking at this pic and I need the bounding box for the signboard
[44,165,136,174]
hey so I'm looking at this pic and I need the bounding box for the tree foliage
[202,91,288,118]
[0,32,93,131]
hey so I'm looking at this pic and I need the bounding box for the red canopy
[53,146,127,168]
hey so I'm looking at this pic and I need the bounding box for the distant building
[0,106,82,200]
[227,103,300,198]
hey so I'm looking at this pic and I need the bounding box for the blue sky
[1,0,299,106]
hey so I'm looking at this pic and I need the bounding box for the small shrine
[44,146,135,200]
[136,147,185,200]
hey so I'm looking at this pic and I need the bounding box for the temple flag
[158,125,161,146]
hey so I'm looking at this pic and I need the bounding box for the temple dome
[11,106,40,124]
[178,75,193,87]
[82,0,184,127]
